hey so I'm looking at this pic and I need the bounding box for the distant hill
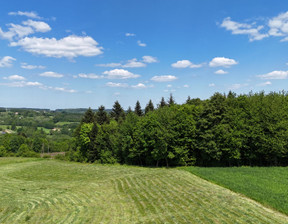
[0,107,112,114]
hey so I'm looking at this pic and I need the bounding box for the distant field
[55,121,78,126]
[0,158,287,223]
[184,166,288,216]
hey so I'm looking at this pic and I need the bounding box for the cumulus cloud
[106,82,128,88]
[214,69,228,74]
[209,83,215,87]
[183,84,189,88]
[131,83,147,89]
[78,73,103,79]
[258,81,272,86]
[171,60,203,68]
[209,57,238,68]
[0,24,34,40]
[10,35,103,59]
[96,56,157,68]
[221,11,288,42]
[39,71,64,78]
[151,75,178,82]
[3,75,25,80]
[0,20,51,40]
[103,69,140,79]
[268,11,288,40]
[137,40,146,47]
[122,58,146,68]
[0,81,43,88]
[22,20,51,32]
[125,33,135,37]
[0,56,16,67]
[142,56,158,63]
[221,17,268,41]
[8,11,42,19]
[53,87,77,93]
[257,70,288,79]
[21,63,45,69]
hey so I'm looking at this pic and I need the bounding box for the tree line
[69,91,288,167]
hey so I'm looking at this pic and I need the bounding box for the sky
[0,0,288,109]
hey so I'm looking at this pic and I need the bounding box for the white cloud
[3,75,25,81]
[221,17,268,41]
[137,40,146,47]
[103,69,140,79]
[26,81,43,86]
[122,58,146,68]
[39,71,64,78]
[0,56,16,67]
[96,63,122,68]
[258,70,288,79]
[53,87,76,93]
[96,56,157,68]
[21,63,45,69]
[142,56,158,63]
[8,11,42,19]
[171,60,203,68]
[10,35,103,59]
[0,24,34,40]
[214,69,228,74]
[167,84,172,88]
[131,83,147,89]
[106,82,128,88]
[209,57,238,67]
[22,20,51,33]
[268,11,288,40]
[258,81,272,86]
[1,81,43,88]
[151,75,178,82]
[209,83,215,87]
[78,73,103,79]
[0,19,51,40]
[171,60,191,68]
[183,84,189,88]
[125,33,135,37]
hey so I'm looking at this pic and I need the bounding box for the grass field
[184,166,288,217]
[0,158,287,223]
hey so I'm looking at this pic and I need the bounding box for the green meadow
[0,158,287,223]
[184,166,288,216]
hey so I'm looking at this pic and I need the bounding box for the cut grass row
[184,166,288,216]
[0,158,287,223]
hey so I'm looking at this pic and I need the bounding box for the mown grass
[0,158,287,223]
[184,166,288,216]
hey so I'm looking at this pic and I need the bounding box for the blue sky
[0,0,288,109]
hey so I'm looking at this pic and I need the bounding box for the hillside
[0,158,287,223]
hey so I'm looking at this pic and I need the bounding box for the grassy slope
[184,166,288,216]
[0,159,287,224]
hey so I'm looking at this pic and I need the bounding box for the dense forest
[70,91,288,167]
[1,91,288,167]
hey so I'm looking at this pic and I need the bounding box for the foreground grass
[0,159,287,224]
[184,166,288,217]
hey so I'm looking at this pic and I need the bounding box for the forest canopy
[70,91,288,167]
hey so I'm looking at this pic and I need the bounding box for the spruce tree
[145,99,154,114]
[134,101,143,116]
[159,97,167,108]
[110,101,125,122]
[127,106,132,114]
[168,93,175,106]
[96,105,109,125]
[81,107,95,123]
